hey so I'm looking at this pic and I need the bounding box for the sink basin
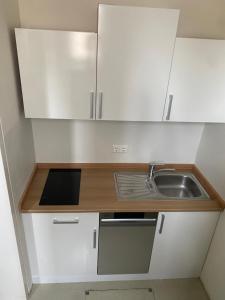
[154,174,203,198]
[114,171,209,201]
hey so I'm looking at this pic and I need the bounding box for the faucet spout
[153,168,175,175]
[147,162,175,181]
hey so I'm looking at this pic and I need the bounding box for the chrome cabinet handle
[101,218,157,223]
[166,95,173,120]
[53,218,79,224]
[159,214,165,234]
[93,229,97,249]
[98,92,103,119]
[90,92,94,119]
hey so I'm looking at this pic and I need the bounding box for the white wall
[18,0,225,39]
[0,0,35,293]
[0,0,35,201]
[196,124,225,197]
[32,120,204,163]
[0,140,26,300]
[196,124,225,300]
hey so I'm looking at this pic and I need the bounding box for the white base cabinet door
[149,212,219,279]
[22,213,99,283]
[165,38,225,122]
[15,29,97,119]
[97,5,179,121]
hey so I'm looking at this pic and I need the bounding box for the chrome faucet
[147,161,175,181]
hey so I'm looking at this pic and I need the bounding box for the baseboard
[32,273,152,284]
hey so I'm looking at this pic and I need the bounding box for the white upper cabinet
[15,6,179,121]
[164,38,225,122]
[96,5,179,121]
[15,29,97,119]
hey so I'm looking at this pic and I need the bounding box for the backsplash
[32,120,204,163]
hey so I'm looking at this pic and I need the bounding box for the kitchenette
[1,1,225,300]
[20,162,222,284]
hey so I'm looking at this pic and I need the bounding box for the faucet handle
[148,161,164,180]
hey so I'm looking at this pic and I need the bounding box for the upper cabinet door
[96,5,179,121]
[165,38,225,123]
[15,29,97,119]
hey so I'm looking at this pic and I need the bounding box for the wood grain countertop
[20,163,225,213]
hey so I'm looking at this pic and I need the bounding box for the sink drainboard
[114,173,155,200]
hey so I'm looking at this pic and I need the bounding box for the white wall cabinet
[149,212,219,279]
[16,6,179,121]
[97,5,179,121]
[22,213,99,283]
[164,38,225,122]
[15,29,97,119]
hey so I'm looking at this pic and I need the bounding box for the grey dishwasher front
[97,212,158,275]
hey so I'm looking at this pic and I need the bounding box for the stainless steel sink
[114,171,209,201]
[154,174,204,198]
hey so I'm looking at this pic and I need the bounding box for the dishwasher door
[97,212,158,275]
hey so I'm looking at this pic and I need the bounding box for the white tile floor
[29,278,209,300]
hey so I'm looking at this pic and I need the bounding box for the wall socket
[112,144,128,153]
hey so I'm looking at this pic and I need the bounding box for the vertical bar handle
[166,95,173,120]
[93,228,97,249]
[90,92,94,119]
[98,92,103,119]
[159,214,165,234]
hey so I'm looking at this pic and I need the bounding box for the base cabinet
[149,212,219,279]
[22,213,99,283]
[22,211,219,283]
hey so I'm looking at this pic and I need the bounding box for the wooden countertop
[21,163,224,213]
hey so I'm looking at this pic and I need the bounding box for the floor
[29,278,209,300]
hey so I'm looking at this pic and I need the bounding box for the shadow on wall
[18,0,225,39]
[196,123,225,199]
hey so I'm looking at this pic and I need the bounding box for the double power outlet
[112,144,128,153]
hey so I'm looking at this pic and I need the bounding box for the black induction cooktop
[39,169,81,205]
